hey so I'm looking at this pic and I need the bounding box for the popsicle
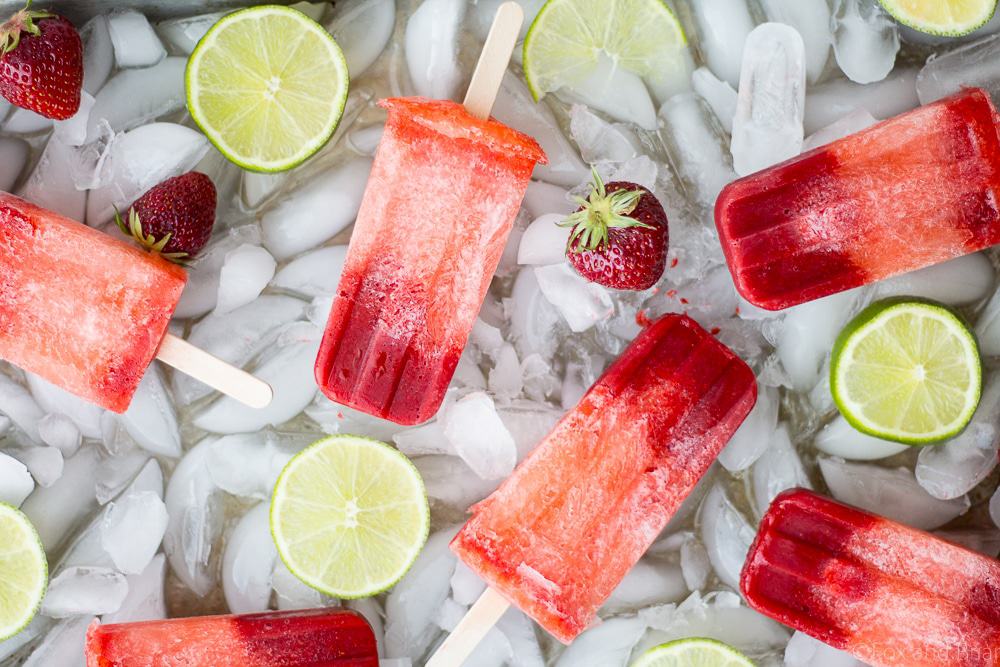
[314,3,546,425]
[742,488,1000,667]
[0,192,271,412]
[429,314,756,663]
[716,87,1000,310]
[85,608,378,666]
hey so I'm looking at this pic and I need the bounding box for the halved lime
[878,0,997,36]
[631,638,755,667]
[186,6,349,172]
[270,435,429,598]
[0,504,47,641]
[522,0,687,101]
[831,298,982,445]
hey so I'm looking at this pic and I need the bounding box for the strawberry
[561,169,668,291]
[116,172,218,262]
[0,1,82,120]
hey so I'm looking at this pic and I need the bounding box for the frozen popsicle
[0,192,271,412]
[85,608,378,666]
[742,488,1000,667]
[314,3,546,425]
[431,314,756,662]
[716,87,1000,310]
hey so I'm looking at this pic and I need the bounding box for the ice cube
[81,15,114,94]
[37,414,81,457]
[413,455,500,510]
[261,157,372,260]
[750,424,811,516]
[207,431,302,500]
[732,23,806,176]
[85,57,185,141]
[0,616,48,663]
[917,33,1000,105]
[95,447,150,506]
[0,452,33,507]
[42,566,129,617]
[697,483,756,590]
[569,104,641,164]
[121,365,180,458]
[876,252,995,306]
[691,67,738,132]
[19,135,87,222]
[222,503,278,614]
[680,535,712,591]
[818,457,970,529]
[659,93,737,208]
[470,0,543,41]
[977,288,1000,357]
[804,67,918,134]
[272,245,348,297]
[347,124,384,157]
[802,108,878,150]
[558,52,657,130]
[175,225,263,319]
[21,616,93,667]
[25,373,103,440]
[522,180,574,219]
[3,108,52,134]
[442,392,517,480]
[327,0,396,78]
[0,136,28,192]
[156,12,227,55]
[759,0,832,84]
[108,10,166,68]
[11,446,63,488]
[272,559,325,611]
[450,562,486,607]
[831,0,899,84]
[214,245,277,315]
[52,92,95,147]
[100,491,168,574]
[86,123,209,226]
[493,73,589,188]
[719,385,778,472]
[784,631,869,667]
[776,288,865,391]
[554,616,646,667]
[394,419,451,459]
[813,416,909,460]
[534,262,613,333]
[688,0,756,87]
[102,553,167,624]
[305,393,407,442]
[405,0,466,101]
[604,560,688,612]
[488,344,523,399]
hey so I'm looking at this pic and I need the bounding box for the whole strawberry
[562,170,668,290]
[116,172,217,262]
[0,1,82,120]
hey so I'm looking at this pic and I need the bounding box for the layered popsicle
[0,192,186,412]
[451,314,757,642]
[315,98,546,425]
[716,87,1000,310]
[742,488,1000,667]
[85,608,378,666]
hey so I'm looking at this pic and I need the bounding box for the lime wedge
[878,0,997,36]
[831,298,982,445]
[186,5,349,172]
[522,0,687,101]
[270,435,429,598]
[631,638,755,667]
[0,504,47,641]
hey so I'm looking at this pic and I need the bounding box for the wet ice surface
[1,1,1000,666]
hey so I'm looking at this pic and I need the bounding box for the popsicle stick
[426,588,511,667]
[463,1,524,120]
[156,333,273,409]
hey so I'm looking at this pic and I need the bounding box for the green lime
[0,504,47,641]
[878,0,997,36]
[831,298,982,445]
[631,638,755,667]
[186,5,349,172]
[270,435,429,598]
[522,0,687,102]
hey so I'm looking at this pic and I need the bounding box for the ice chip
[569,104,640,164]
[272,245,349,297]
[719,385,778,472]
[108,10,166,68]
[101,491,168,574]
[223,503,279,614]
[42,566,128,618]
[559,52,657,130]
[804,67,918,134]
[659,93,737,208]
[917,33,1000,105]
[831,0,899,84]
[122,365,180,458]
[12,445,64,487]
[698,483,756,590]
[86,57,186,141]
[37,413,81,457]
[534,262,613,333]
[405,0,466,101]
[214,245,277,315]
[750,424,811,516]
[691,67,738,132]
[803,108,878,150]
[689,0,756,87]
[814,416,909,460]
[759,0,833,84]
[81,15,114,94]
[103,553,167,624]
[603,560,688,612]
[443,392,517,481]
[327,0,395,78]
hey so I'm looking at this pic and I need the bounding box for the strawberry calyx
[0,1,54,54]
[559,168,652,252]
[114,207,189,263]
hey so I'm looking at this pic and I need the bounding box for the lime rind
[186,5,350,173]
[831,298,982,445]
[522,0,687,102]
[631,637,755,667]
[878,0,997,37]
[0,503,47,642]
[270,435,430,599]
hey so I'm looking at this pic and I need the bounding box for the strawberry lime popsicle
[314,97,546,425]
[0,192,186,413]
[716,87,1000,310]
[86,608,378,666]
[450,314,757,643]
[742,489,1000,667]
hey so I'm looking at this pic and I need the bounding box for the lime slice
[186,6,349,172]
[878,0,997,36]
[0,504,47,641]
[523,0,687,101]
[831,298,982,445]
[270,435,430,598]
[631,638,755,667]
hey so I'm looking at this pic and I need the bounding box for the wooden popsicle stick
[156,333,273,409]
[426,588,511,667]
[463,1,524,120]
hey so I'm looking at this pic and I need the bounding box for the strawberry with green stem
[561,169,668,291]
